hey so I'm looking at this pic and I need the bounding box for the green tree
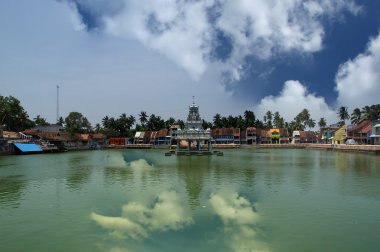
[176,119,185,129]
[293,108,313,130]
[147,114,165,131]
[102,116,110,129]
[338,106,350,124]
[361,104,380,120]
[64,112,92,134]
[236,115,245,129]
[202,119,212,130]
[227,115,237,128]
[139,111,148,129]
[243,110,256,129]
[318,117,327,128]
[57,116,64,126]
[34,115,49,126]
[307,118,316,129]
[350,108,362,125]
[213,113,222,128]
[117,113,129,136]
[165,117,176,129]
[264,111,273,129]
[273,111,284,128]
[0,95,34,131]
[94,123,101,133]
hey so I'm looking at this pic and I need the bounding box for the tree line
[1,94,380,138]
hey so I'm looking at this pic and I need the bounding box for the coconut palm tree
[213,113,222,128]
[243,110,256,128]
[338,106,350,124]
[139,111,148,129]
[318,117,327,128]
[273,111,284,128]
[264,111,273,129]
[361,104,380,120]
[350,108,361,125]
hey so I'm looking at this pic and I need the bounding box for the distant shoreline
[2,143,380,156]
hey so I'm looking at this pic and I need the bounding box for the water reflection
[0,175,26,208]
[209,193,268,252]
[177,156,211,207]
[91,190,193,240]
[92,190,268,252]
[258,150,287,190]
[66,154,91,190]
[103,153,159,189]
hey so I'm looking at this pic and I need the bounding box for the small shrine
[175,98,213,155]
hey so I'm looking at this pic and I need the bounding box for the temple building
[175,99,212,155]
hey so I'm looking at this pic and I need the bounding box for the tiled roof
[257,129,270,138]
[2,131,19,139]
[80,134,90,141]
[349,120,371,134]
[212,128,240,136]
[92,133,106,140]
[299,131,318,139]
[156,129,168,137]
[279,128,289,136]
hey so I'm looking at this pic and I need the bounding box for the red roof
[279,128,289,136]
[257,129,270,138]
[349,120,371,134]
[80,134,90,141]
[212,128,240,137]
[91,133,106,140]
[299,131,318,139]
[156,129,168,137]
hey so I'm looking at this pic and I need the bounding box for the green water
[1,149,380,252]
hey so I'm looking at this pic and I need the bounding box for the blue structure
[13,143,43,154]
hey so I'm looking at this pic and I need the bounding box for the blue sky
[1,0,380,126]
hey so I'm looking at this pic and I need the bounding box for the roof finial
[192,95,195,104]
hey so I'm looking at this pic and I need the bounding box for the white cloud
[91,190,193,240]
[65,0,360,81]
[336,32,380,110]
[256,80,336,125]
[104,0,215,80]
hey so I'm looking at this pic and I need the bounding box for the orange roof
[156,129,168,137]
[80,134,90,141]
[257,129,270,138]
[170,125,181,129]
[349,120,371,134]
[279,128,289,136]
[212,128,240,136]
[91,133,106,140]
[144,131,154,138]
[299,131,317,139]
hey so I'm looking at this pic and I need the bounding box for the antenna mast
[56,85,59,123]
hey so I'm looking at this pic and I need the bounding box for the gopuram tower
[175,98,212,155]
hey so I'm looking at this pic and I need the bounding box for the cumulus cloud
[91,190,193,240]
[256,80,336,125]
[336,32,380,110]
[209,193,268,252]
[63,0,360,81]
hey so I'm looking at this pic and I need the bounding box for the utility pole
[56,85,59,123]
